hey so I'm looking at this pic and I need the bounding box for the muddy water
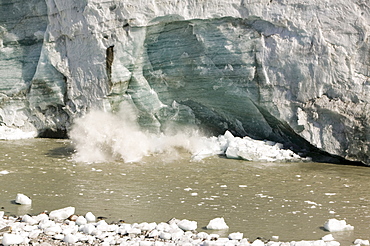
[1,138,370,245]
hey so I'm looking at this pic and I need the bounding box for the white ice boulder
[28,229,42,239]
[35,213,49,222]
[21,214,38,225]
[160,231,172,240]
[85,212,96,222]
[81,223,96,235]
[196,232,209,240]
[177,219,197,231]
[43,225,63,235]
[76,215,87,225]
[251,239,264,246]
[206,217,229,230]
[228,232,243,240]
[63,234,78,244]
[354,239,370,246]
[15,193,32,205]
[323,218,354,232]
[2,233,24,246]
[49,206,75,221]
[322,234,335,241]
[148,229,160,238]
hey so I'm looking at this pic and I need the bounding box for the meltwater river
[0,138,370,245]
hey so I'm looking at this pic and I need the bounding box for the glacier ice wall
[0,0,369,164]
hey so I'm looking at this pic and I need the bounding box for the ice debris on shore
[14,193,32,205]
[0,206,359,246]
[323,218,354,232]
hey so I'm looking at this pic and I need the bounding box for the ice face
[0,0,369,164]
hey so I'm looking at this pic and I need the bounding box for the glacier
[0,0,369,164]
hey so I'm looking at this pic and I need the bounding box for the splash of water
[69,104,215,163]
[69,103,304,163]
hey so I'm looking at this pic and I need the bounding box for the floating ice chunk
[323,218,354,232]
[322,234,335,241]
[228,232,243,240]
[15,193,32,205]
[222,131,302,162]
[2,233,24,246]
[49,206,75,221]
[177,219,197,231]
[206,218,229,230]
[354,239,370,245]
[0,170,9,175]
[271,235,279,241]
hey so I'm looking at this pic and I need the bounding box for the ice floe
[206,217,229,230]
[192,131,304,162]
[323,218,354,232]
[14,193,32,205]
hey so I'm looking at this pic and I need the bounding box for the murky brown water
[1,138,370,245]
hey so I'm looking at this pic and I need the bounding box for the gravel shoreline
[0,206,367,246]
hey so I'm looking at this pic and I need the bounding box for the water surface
[1,138,370,245]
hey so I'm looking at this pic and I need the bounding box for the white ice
[15,193,32,205]
[49,206,75,221]
[0,126,36,140]
[206,217,229,230]
[0,207,353,246]
[2,233,24,246]
[70,109,305,163]
[323,218,354,232]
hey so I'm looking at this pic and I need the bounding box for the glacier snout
[0,0,369,164]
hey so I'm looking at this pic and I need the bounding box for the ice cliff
[0,0,369,164]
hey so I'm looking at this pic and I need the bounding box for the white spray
[69,103,215,163]
[69,103,304,163]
